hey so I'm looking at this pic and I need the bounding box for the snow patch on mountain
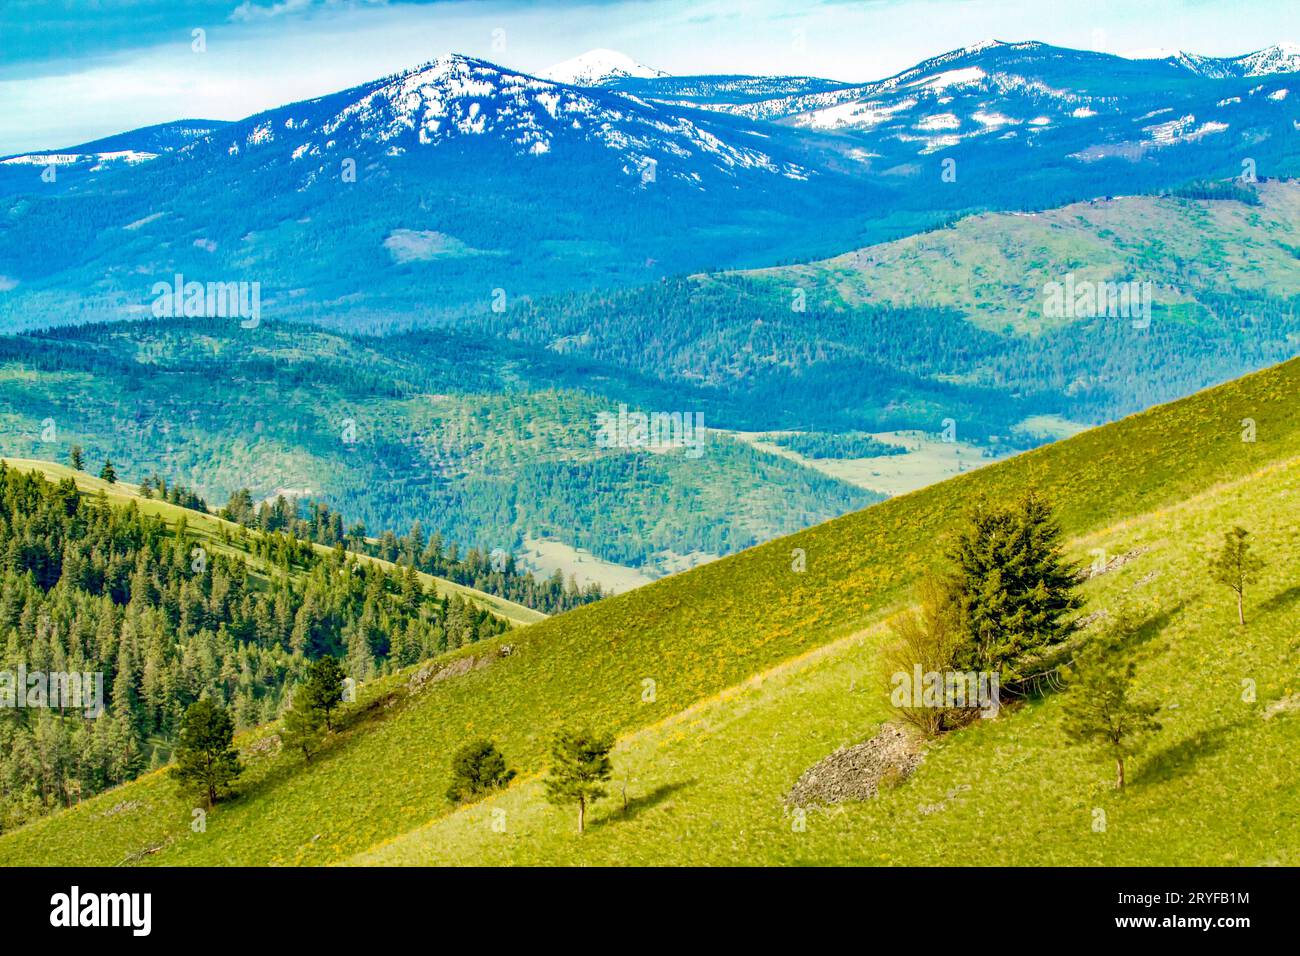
[1124,41,1300,78]
[540,49,667,86]
[1235,42,1300,77]
[914,67,987,90]
[1,150,157,166]
[230,55,805,189]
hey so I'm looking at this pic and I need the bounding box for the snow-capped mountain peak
[204,52,805,191]
[1235,41,1300,76]
[1123,41,1300,77]
[539,49,667,86]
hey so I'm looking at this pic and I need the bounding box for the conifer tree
[1061,611,1162,789]
[303,655,346,731]
[544,728,614,834]
[172,699,242,808]
[281,687,326,762]
[946,490,1081,682]
[1209,526,1264,626]
[99,459,117,484]
[68,445,84,471]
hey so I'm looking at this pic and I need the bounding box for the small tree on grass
[281,687,326,763]
[99,459,117,484]
[1061,612,1162,790]
[446,739,516,804]
[303,655,346,731]
[68,445,84,471]
[172,699,243,808]
[544,728,614,834]
[881,573,968,736]
[1209,526,1264,626]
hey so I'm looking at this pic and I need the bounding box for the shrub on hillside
[880,574,971,737]
[446,740,516,804]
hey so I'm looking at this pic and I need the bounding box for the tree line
[216,488,606,614]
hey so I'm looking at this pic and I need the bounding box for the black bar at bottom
[0,866,1283,941]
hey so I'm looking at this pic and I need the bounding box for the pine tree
[280,687,326,762]
[1061,610,1162,789]
[99,459,117,484]
[446,739,516,803]
[345,627,375,683]
[68,445,84,471]
[544,728,614,834]
[946,490,1081,683]
[1209,526,1264,626]
[303,655,346,731]
[172,699,243,808]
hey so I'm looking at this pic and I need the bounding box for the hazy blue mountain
[0,42,1297,334]
[0,119,229,195]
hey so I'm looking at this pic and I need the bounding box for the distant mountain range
[1138,40,1300,78]
[0,40,1297,331]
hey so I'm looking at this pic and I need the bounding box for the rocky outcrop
[785,724,924,807]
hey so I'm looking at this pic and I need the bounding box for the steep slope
[5,350,1300,865]
[362,453,1300,865]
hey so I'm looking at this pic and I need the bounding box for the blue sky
[1,0,1297,155]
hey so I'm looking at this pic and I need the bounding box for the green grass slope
[361,454,1300,864]
[4,354,1300,866]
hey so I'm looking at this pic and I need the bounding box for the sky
[1,0,1297,155]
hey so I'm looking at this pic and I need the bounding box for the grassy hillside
[361,455,1300,864]
[739,179,1300,334]
[4,353,1300,865]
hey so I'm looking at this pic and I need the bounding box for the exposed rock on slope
[786,724,924,806]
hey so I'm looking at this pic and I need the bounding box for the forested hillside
[0,322,878,583]
[0,461,516,831]
[217,489,605,613]
[1,184,1296,588]
[472,182,1300,437]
